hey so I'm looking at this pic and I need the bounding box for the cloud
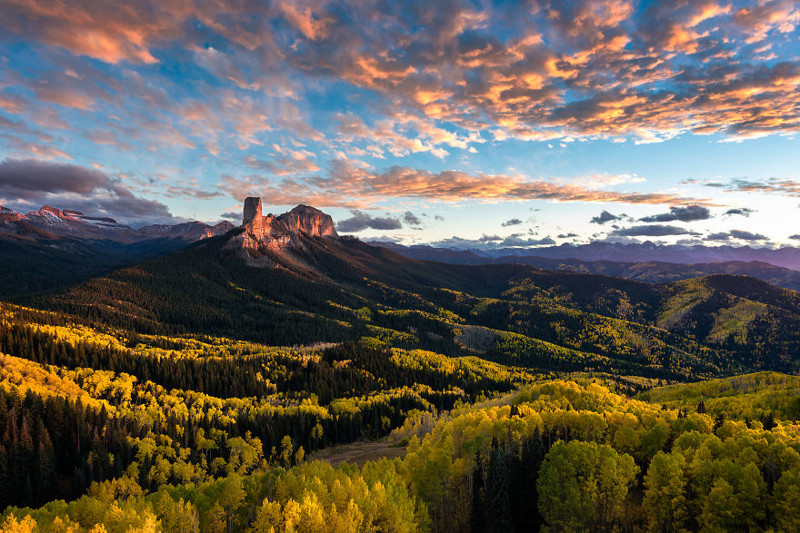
[403,211,421,226]
[219,161,708,207]
[220,211,242,222]
[610,224,699,237]
[3,0,799,171]
[724,207,756,217]
[501,218,523,227]
[337,210,402,232]
[697,178,800,197]
[789,234,800,240]
[705,232,732,241]
[0,158,174,225]
[277,0,800,143]
[590,210,628,225]
[432,233,556,249]
[639,204,711,222]
[244,153,321,176]
[729,229,768,241]
[705,229,770,241]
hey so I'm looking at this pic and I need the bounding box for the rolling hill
[377,242,800,290]
[32,201,800,380]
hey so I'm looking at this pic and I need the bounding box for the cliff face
[228,198,338,265]
[277,205,337,239]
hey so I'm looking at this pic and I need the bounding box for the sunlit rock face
[243,197,262,226]
[278,205,337,239]
[230,197,338,266]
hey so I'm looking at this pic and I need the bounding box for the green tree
[643,452,688,532]
[537,440,638,533]
[774,466,800,531]
[485,445,511,532]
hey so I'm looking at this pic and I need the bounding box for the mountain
[375,242,800,291]
[228,197,338,267]
[37,199,800,380]
[492,241,800,269]
[5,199,800,531]
[377,241,800,270]
[0,204,234,243]
[0,204,235,297]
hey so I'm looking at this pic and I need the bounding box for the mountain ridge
[375,241,800,270]
[375,242,800,290]
[37,201,800,380]
[0,203,234,243]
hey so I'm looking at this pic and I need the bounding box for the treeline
[32,234,798,382]
[2,459,424,533]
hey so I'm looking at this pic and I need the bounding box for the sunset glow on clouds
[0,0,798,244]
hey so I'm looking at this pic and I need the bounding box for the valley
[1,200,800,531]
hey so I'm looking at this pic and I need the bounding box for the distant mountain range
[374,242,800,290]
[0,204,234,297]
[0,204,233,243]
[36,199,800,380]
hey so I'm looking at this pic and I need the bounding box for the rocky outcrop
[243,197,262,226]
[228,198,338,265]
[278,205,337,238]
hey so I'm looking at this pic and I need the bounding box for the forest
[2,235,800,531]
[3,368,800,532]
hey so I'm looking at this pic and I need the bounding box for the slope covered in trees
[3,375,800,532]
[0,301,541,511]
[3,229,800,531]
[32,234,800,378]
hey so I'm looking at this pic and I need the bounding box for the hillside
[3,367,800,532]
[639,371,800,420]
[28,203,800,381]
[378,243,800,291]
[2,201,800,531]
[0,204,235,297]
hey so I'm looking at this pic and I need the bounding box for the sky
[0,0,799,249]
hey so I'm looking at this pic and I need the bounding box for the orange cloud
[219,161,709,208]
